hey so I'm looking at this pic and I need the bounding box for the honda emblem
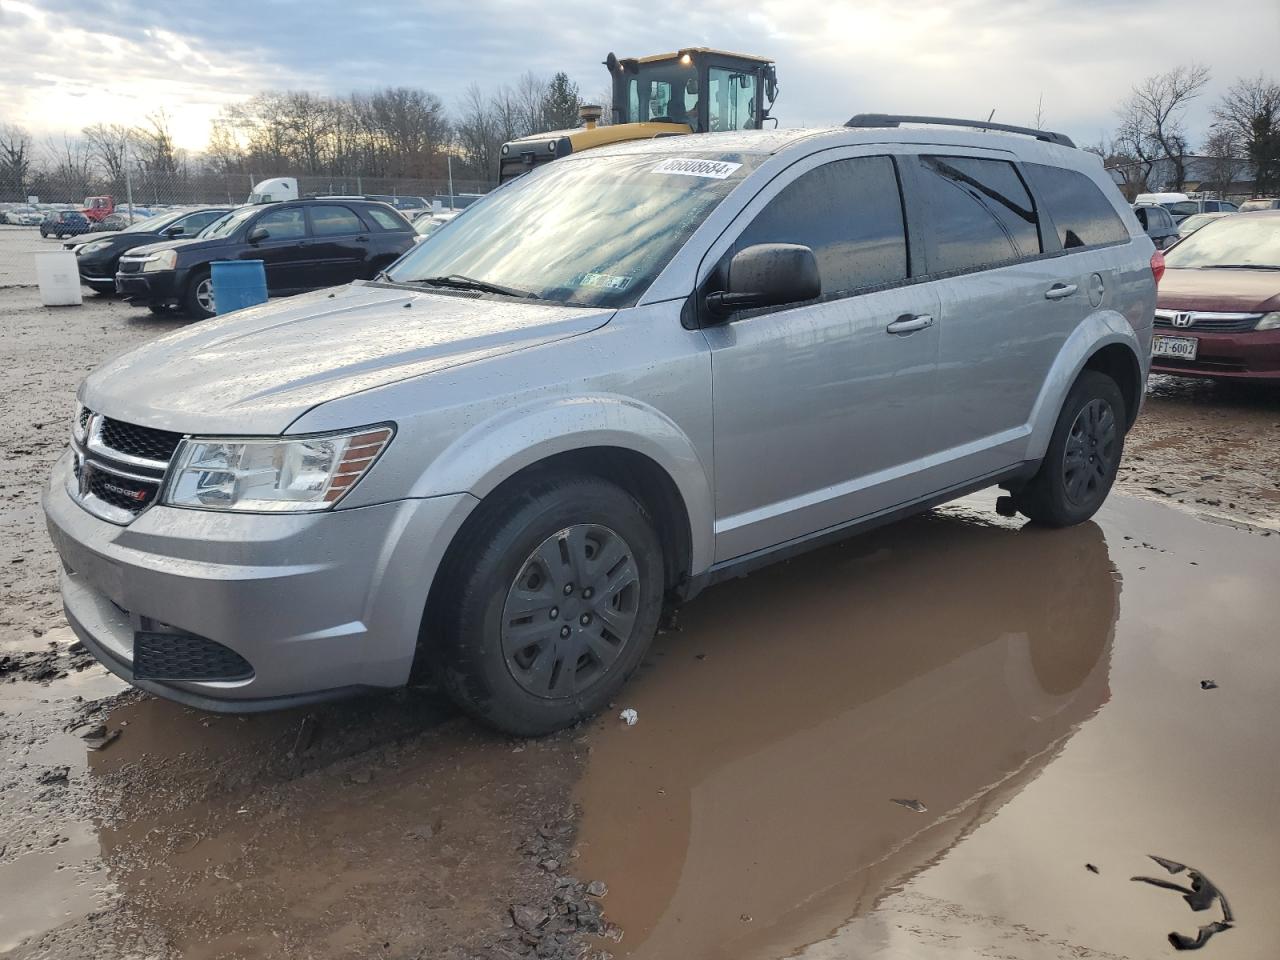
[1171,312,1194,328]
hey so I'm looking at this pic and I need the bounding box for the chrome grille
[70,407,181,524]
[1154,309,1262,333]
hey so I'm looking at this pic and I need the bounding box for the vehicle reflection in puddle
[574,492,1280,959]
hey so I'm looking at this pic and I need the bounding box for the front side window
[387,151,761,307]
[1167,201,1200,218]
[707,67,757,132]
[917,156,1040,273]
[1022,163,1129,249]
[733,155,908,296]
[310,206,364,237]
[255,207,307,241]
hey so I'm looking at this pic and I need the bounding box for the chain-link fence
[0,170,493,288]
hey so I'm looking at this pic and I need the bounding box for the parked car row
[112,198,416,318]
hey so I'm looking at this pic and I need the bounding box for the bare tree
[43,135,95,199]
[1211,74,1280,196]
[1201,129,1243,198]
[82,123,133,188]
[1116,64,1211,191]
[0,123,33,200]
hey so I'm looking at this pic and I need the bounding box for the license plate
[1152,335,1198,361]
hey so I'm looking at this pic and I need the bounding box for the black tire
[1013,370,1126,527]
[181,269,215,319]
[147,304,175,316]
[429,474,665,736]
[86,282,115,296]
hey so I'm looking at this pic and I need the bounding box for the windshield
[201,206,258,240]
[1164,215,1280,269]
[121,213,173,234]
[387,152,760,307]
[414,216,449,237]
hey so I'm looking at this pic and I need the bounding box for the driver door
[244,206,311,291]
[702,152,941,562]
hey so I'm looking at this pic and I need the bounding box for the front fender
[410,394,716,574]
[1025,310,1143,463]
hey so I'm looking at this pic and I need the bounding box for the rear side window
[310,206,364,237]
[734,155,908,295]
[365,207,407,231]
[916,156,1040,273]
[1023,163,1129,249]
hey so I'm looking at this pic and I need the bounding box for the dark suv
[40,210,91,239]
[114,199,415,318]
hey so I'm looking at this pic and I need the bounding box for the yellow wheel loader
[498,47,778,183]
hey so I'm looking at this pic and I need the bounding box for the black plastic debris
[1200,680,1218,690]
[1131,854,1233,951]
[890,798,927,813]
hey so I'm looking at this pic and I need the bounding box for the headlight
[1257,312,1280,331]
[163,425,394,513]
[78,240,109,255]
[141,249,178,272]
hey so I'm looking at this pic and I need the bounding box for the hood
[81,282,614,435]
[126,235,229,257]
[1158,268,1280,313]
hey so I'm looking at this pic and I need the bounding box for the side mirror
[707,243,821,318]
[247,226,270,243]
[163,226,184,237]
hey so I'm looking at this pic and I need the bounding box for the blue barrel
[210,260,267,314]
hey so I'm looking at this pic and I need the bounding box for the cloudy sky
[1,0,1276,151]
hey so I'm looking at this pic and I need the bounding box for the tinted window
[1167,201,1199,217]
[178,210,222,233]
[734,155,907,295]
[310,205,364,237]
[255,207,307,240]
[915,156,1039,273]
[366,207,406,231]
[1023,163,1128,249]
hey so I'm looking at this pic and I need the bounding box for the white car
[3,206,44,226]
[412,209,460,243]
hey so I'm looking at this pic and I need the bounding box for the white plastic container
[34,251,82,307]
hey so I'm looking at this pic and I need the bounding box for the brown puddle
[574,492,1280,959]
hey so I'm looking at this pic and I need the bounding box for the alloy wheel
[500,524,641,700]
[195,278,215,314]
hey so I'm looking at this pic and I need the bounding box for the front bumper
[115,267,186,304]
[44,451,477,711]
[1151,328,1280,379]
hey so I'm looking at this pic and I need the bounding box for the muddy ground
[1,288,1278,959]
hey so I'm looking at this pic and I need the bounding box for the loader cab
[607,48,777,134]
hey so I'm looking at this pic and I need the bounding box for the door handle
[885,313,935,335]
[1044,282,1078,300]
[356,235,370,242]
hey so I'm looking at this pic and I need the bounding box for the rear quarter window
[365,207,408,231]
[1023,163,1129,249]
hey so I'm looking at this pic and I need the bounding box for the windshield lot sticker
[577,272,633,290]
[651,158,743,179]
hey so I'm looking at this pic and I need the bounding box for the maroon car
[1151,211,1280,379]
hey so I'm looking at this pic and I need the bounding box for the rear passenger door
[305,205,370,287]
[703,152,941,561]
[907,153,1075,480]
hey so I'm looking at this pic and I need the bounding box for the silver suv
[44,116,1157,735]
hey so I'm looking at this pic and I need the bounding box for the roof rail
[845,113,1076,149]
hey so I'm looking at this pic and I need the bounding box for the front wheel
[181,269,215,319]
[430,475,665,736]
[1013,370,1126,527]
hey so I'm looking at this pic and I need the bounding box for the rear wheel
[430,475,665,736]
[1013,370,1126,527]
[181,269,215,319]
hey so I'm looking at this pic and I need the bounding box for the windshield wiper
[1201,263,1280,270]
[415,274,539,298]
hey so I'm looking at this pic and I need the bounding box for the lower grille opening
[133,631,254,682]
